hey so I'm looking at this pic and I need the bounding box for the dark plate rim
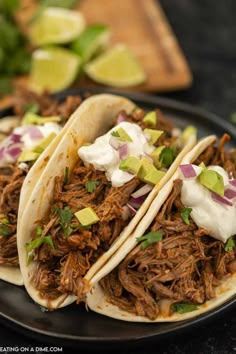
[0,88,236,346]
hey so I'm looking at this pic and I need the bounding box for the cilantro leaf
[36,226,43,236]
[85,180,99,193]
[137,231,163,250]
[172,303,198,314]
[225,237,235,252]
[24,102,39,114]
[26,235,54,265]
[181,207,192,225]
[160,147,175,168]
[54,206,74,236]
[0,224,12,237]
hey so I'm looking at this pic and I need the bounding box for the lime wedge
[71,24,110,62]
[84,44,146,87]
[29,47,81,93]
[29,7,86,46]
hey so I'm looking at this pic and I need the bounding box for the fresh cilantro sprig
[0,224,12,237]
[54,206,74,237]
[225,237,235,252]
[181,207,192,225]
[172,303,198,314]
[26,235,54,265]
[137,231,163,250]
[85,180,99,193]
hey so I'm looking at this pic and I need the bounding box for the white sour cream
[180,165,236,243]
[78,122,154,187]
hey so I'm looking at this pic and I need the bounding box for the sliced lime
[71,24,110,62]
[29,47,81,93]
[84,44,146,87]
[29,7,86,46]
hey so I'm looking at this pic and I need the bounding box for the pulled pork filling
[0,90,82,267]
[29,108,178,304]
[100,134,236,320]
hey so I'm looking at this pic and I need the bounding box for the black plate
[0,88,236,348]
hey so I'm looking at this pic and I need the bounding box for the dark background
[1,0,236,353]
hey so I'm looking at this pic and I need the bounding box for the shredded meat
[100,136,236,320]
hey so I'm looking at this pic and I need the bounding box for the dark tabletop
[1,0,236,353]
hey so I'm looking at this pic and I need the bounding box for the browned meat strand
[31,108,178,306]
[100,136,236,320]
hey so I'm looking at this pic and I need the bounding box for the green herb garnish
[225,237,235,252]
[85,180,99,193]
[160,147,175,168]
[36,226,43,235]
[0,224,12,237]
[137,231,163,250]
[54,206,74,236]
[24,102,39,114]
[181,207,192,225]
[26,235,54,265]
[172,303,198,314]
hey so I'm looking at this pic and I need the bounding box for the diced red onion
[229,179,236,187]
[28,126,43,140]
[180,164,197,178]
[131,184,153,198]
[117,112,127,124]
[211,192,233,206]
[118,143,128,159]
[7,146,22,158]
[127,203,137,215]
[10,134,22,143]
[109,136,120,150]
[129,195,146,209]
[224,188,236,199]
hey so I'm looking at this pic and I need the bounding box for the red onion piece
[118,143,128,159]
[224,188,236,199]
[131,184,153,198]
[109,136,120,150]
[117,112,127,124]
[229,179,236,187]
[211,192,233,206]
[127,203,137,215]
[129,195,146,209]
[10,134,22,143]
[7,146,22,158]
[180,164,197,178]
[28,126,43,140]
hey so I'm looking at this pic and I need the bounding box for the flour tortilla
[18,93,196,308]
[87,135,236,322]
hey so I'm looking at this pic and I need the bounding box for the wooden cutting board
[0,0,192,109]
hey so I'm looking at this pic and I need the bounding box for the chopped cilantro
[26,235,54,265]
[181,207,192,225]
[24,102,39,114]
[225,237,235,252]
[54,206,74,237]
[160,147,175,168]
[172,303,198,314]
[36,226,43,235]
[85,180,99,193]
[137,231,163,250]
[0,224,11,237]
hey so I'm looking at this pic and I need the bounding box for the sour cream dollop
[78,122,154,187]
[181,165,236,242]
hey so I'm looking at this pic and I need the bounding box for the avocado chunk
[119,156,141,175]
[151,146,165,169]
[111,127,132,142]
[144,129,163,145]
[33,132,57,153]
[18,150,40,162]
[143,169,166,185]
[74,207,100,226]
[143,111,157,127]
[181,125,197,144]
[22,112,61,125]
[198,169,224,196]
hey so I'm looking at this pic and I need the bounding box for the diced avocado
[198,169,224,196]
[144,129,163,145]
[22,112,61,125]
[33,132,57,153]
[181,125,197,144]
[150,146,165,169]
[138,157,155,182]
[112,127,132,142]
[143,169,166,185]
[119,156,141,175]
[143,111,157,127]
[74,207,100,226]
[18,150,40,162]
[199,162,206,170]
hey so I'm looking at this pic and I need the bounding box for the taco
[0,92,82,285]
[87,134,236,322]
[18,93,196,309]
